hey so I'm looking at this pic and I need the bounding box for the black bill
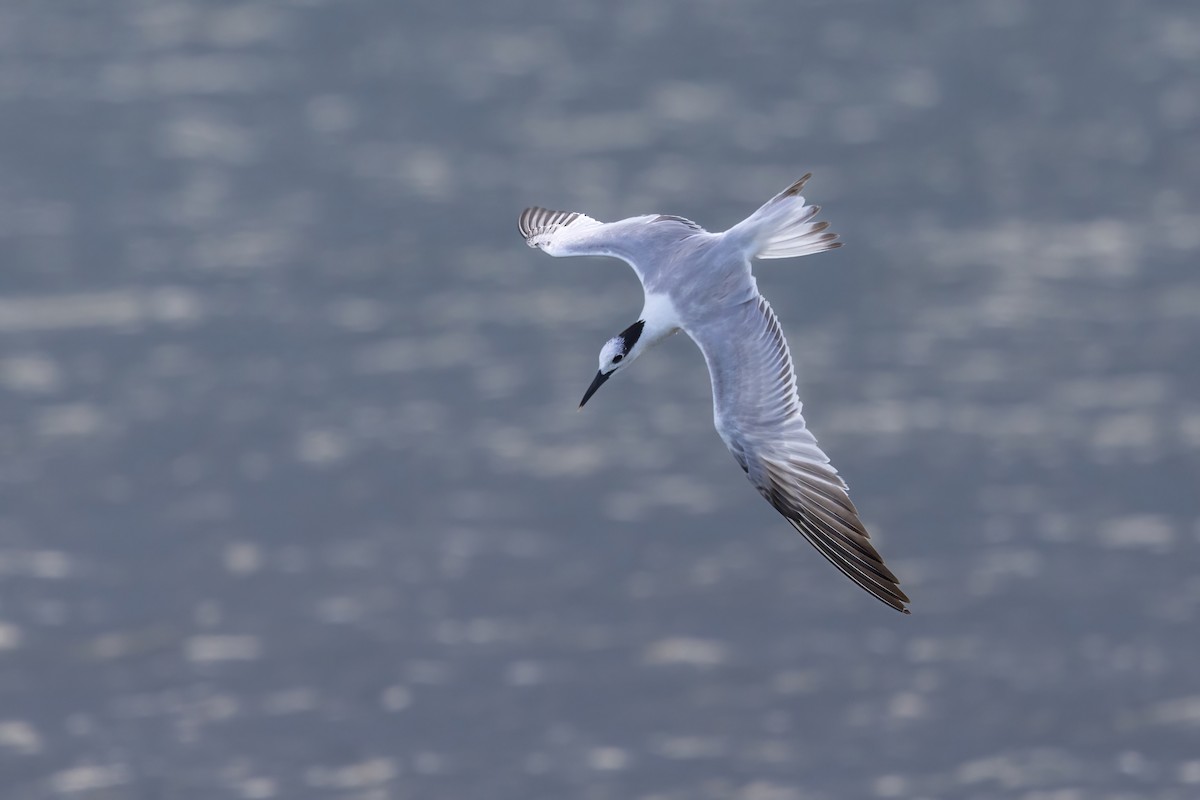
[578,370,611,408]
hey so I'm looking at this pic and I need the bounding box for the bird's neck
[638,292,682,350]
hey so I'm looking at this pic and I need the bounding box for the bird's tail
[723,174,841,260]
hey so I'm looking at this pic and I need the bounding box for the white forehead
[598,336,624,366]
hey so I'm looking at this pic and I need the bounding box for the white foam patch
[0,355,62,393]
[380,685,412,712]
[0,622,23,651]
[294,429,350,466]
[1100,515,1176,550]
[0,289,203,332]
[159,112,258,163]
[653,735,726,760]
[223,542,261,576]
[586,746,631,771]
[36,404,106,438]
[1147,695,1200,726]
[304,758,398,790]
[0,720,41,756]
[0,550,72,579]
[50,764,130,794]
[185,635,262,663]
[643,636,729,667]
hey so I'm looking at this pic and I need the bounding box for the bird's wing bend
[689,294,910,613]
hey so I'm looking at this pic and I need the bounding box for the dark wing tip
[517,207,540,238]
[779,509,911,613]
[518,207,549,239]
[783,173,814,197]
[762,460,909,613]
[518,207,581,242]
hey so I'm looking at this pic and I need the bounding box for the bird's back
[642,229,762,324]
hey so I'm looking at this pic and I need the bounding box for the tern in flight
[518,175,909,613]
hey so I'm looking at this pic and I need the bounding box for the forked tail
[724,174,841,260]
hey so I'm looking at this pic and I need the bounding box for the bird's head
[579,320,645,408]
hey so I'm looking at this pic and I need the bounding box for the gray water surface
[1,2,1198,798]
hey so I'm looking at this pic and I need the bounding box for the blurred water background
[1,1,1199,798]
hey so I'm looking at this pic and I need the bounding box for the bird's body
[519,176,910,614]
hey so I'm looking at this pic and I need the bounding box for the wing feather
[690,295,910,613]
[518,207,706,283]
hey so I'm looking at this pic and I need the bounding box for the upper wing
[519,207,605,249]
[518,207,704,283]
[689,295,910,613]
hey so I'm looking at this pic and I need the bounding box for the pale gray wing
[689,295,910,613]
[519,207,704,283]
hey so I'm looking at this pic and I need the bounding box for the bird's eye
[612,354,624,364]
